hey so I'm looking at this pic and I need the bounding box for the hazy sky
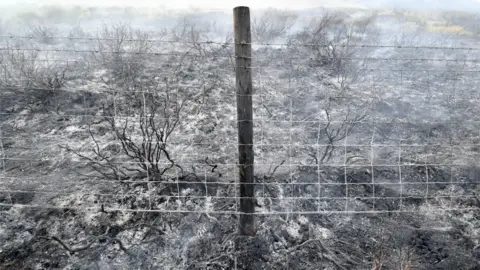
[3,0,353,10]
[3,0,480,11]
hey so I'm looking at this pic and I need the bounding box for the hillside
[0,5,479,270]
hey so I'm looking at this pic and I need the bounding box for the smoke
[2,0,479,12]
[355,0,480,12]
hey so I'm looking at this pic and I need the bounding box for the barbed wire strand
[2,35,480,51]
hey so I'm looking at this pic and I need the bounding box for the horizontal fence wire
[1,35,234,44]
[3,57,480,65]
[0,175,476,186]
[1,191,477,205]
[1,160,477,167]
[2,47,480,63]
[4,141,480,147]
[0,202,476,215]
[2,110,479,124]
[3,35,480,50]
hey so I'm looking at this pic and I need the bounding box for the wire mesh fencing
[1,35,478,214]
[0,31,479,269]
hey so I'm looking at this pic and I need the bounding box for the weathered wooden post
[234,6,255,236]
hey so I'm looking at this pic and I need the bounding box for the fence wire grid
[0,33,479,219]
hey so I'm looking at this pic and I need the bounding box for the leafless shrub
[67,25,90,39]
[36,62,69,113]
[97,22,151,54]
[171,18,207,43]
[291,12,379,91]
[91,22,152,83]
[170,19,233,58]
[36,62,68,90]
[172,20,206,54]
[61,80,188,181]
[59,49,205,182]
[252,9,297,43]
[0,43,69,113]
[327,16,378,89]
[289,12,340,48]
[0,43,68,88]
[28,24,57,44]
[0,44,39,88]
[278,15,376,168]
[306,97,371,166]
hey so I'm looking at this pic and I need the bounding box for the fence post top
[234,6,250,12]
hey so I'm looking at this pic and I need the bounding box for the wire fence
[0,33,479,219]
[1,8,480,266]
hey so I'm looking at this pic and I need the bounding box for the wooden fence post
[234,6,255,236]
